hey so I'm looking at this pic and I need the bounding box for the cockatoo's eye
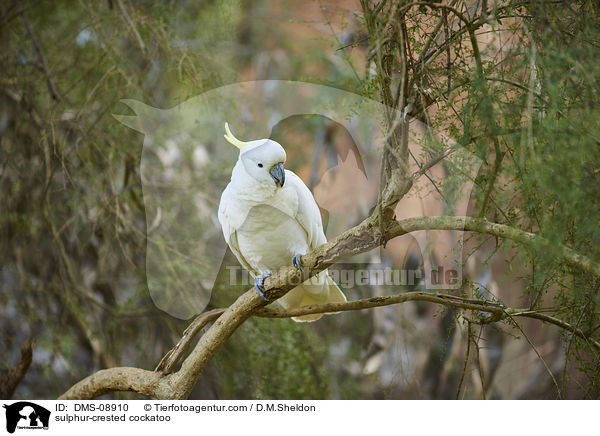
[257,163,263,168]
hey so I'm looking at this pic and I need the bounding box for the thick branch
[60,367,161,400]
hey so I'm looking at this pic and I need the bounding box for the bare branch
[0,339,34,399]
[60,367,162,400]
[256,291,504,319]
[455,321,472,400]
[386,216,600,278]
[155,309,225,375]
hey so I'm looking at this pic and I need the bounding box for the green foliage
[216,317,328,399]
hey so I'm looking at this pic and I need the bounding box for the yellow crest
[224,122,252,150]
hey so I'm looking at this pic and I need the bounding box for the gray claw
[292,254,303,270]
[254,271,272,301]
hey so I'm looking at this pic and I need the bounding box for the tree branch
[59,212,600,399]
[255,291,505,319]
[386,216,600,277]
[0,339,34,399]
[21,11,68,104]
[59,287,599,399]
[155,309,225,374]
[115,0,146,55]
[60,367,162,400]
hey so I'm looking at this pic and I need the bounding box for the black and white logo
[3,402,50,433]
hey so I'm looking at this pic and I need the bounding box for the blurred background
[1,0,599,399]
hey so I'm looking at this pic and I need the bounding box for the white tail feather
[276,272,347,322]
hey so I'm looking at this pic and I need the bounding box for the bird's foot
[292,254,303,270]
[254,271,272,301]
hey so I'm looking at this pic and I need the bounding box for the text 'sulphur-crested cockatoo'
[218,123,346,321]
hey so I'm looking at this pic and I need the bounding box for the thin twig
[411,144,458,181]
[505,313,563,399]
[472,324,486,399]
[116,0,146,54]
[22,13,65,102]
[456,320,472,399]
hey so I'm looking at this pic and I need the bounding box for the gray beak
[269,162,285,187]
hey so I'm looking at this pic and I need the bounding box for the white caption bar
[0,400,594,435]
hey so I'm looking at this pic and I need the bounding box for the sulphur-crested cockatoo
[218,123,347,321]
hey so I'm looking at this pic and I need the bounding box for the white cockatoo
[218,123,347,321]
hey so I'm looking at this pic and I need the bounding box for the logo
[3,402,50,433]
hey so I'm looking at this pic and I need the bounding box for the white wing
[218,184,258,275]
[285,170,327,251]
[218,170,326,274]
